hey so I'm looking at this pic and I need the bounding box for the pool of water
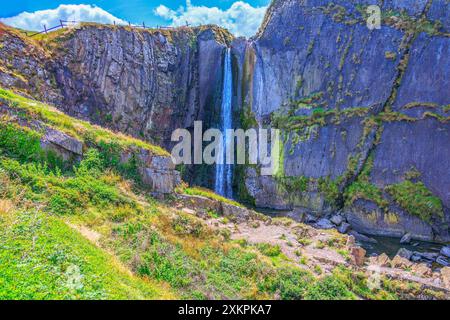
[358,236,444,259]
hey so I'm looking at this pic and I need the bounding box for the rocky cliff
[234,0,450,241]
[0,23,232,150]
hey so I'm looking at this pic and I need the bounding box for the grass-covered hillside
[0,87,444,300]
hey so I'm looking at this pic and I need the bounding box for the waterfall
[214,48,233,198]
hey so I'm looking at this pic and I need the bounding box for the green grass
[0,211,172,300]
[179,186,243,207]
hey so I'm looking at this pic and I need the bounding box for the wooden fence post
[43,25,48,34]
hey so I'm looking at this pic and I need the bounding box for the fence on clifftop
[22,19,191,37]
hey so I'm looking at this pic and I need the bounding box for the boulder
[414,251,439,262]
[400,233,412,245]
[436,256,450,267]
[391,255,413,269]
[369,253,390,267]
[411,263,433,278]
[338,222,351,234]
[40,128,83,161]
[330,215,344,226]
[410,253,423,263]
[304,213,318,224]
[348,230,378,244]
[221,203,250,222]
[314,218,334,230]
[350,247,366,267]
[441,267,450,289]
[440,246,450,258]
[396,248,413,260]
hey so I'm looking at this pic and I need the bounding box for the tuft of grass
[385,181,444,223]
[179,186,243,207]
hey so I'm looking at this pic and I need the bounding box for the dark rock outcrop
[233,0,450,241]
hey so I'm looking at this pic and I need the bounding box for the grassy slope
[0,87,408,300]
[0,210,173,300]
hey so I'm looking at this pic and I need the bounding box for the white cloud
[0,4,126,31]
[154,1,268,38]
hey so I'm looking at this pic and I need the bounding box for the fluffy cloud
[154,1,268,38]
[0,4,126,31]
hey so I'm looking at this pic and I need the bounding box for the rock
[400,233,412,244]
[314,218,334,230]
[178,194,222,214]
[396,248,413,260]
[441,267,450,289]
[410,253,423,263]
[350,247,366,267]
[414,251,439,262]
[436,256,450,267]
[368,253,390,267]
[411,263,433,278]
[346,235,356,248]
[440,246,450,258]
[330,215,344,226]
[338,222,351,234]
[348,230,378,244]
[221,203,250,222]
[391,255,413,269]
[40,128,83,162]
[304,213,318,224]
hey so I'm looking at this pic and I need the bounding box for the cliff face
[53,25,231,149]
[0,23,231,150]
[235,0,450,241]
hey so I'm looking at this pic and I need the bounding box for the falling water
[214,48,233,198]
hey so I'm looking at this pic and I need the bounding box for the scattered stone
[440,246,450,258]
[415,251,439,262]
[304,213,318,224]
[391,255,413,269]
[400,233,412,244]
[396,248,413,260]
[348,230,377,244]
[441,267,450,289]
[314,218,334,230]
[410,253,422,262]
[436,256,449,267]
[338,222,351,234]
[330,215,344,226]
[411,263,432,278]
[350,247,366,267]
[368,253,390,267]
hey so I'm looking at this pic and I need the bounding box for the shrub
[304,276,355,300]
[256,243,282,257]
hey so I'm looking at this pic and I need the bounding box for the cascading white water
[214,48,233,198]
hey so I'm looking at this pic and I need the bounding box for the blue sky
[0,0,271,37]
